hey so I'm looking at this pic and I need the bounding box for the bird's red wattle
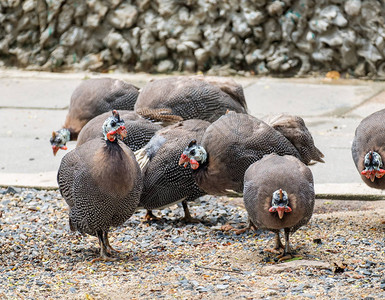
[190,158,199,170]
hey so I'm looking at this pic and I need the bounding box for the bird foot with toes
[144,210,161,221]
[106,244,121,254]
[90,255,119,264]
[234,222,257,235]
[276,253,302,262]
[263,248,282,255]
[181,216,201,224]
[234,227,250,235]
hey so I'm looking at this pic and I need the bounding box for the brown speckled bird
[134,76,247,124]
[352,109,385,189]
[135,119,211,222]
[51,78,139,155]
[179,112,302,195]
[57,110,142,262]
[77,110,162,151]
[243,154,315,260]
[179,112,323,196]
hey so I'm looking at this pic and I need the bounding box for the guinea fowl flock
[54,76,384,262]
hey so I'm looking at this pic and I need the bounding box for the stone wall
[1,0,385,78]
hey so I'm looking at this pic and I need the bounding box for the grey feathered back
[264,114,324,164]
[64,78,139,135]
[138,119,211,210]
[352,108,385,189]
[193,111,302,195]
[77,110,162,151]
[243,154,314,233]
[57,138,142,235]
[134,76,247,123]
[193,75,247,110]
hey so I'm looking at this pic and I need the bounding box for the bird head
[269,189,292,219]
[178,140,207,170]
[103,110,127,142]
[50,129,70,156]
[361,151,385,182]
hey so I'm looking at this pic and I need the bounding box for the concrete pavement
[1,69,385,199]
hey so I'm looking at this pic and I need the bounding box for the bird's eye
[111,121,116,127]
[190,149,196,156]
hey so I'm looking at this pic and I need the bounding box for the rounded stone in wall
[156,60,174,73]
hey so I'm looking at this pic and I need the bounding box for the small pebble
[216,284,229,290]
[196,286,208,292]
[302,294,316,299]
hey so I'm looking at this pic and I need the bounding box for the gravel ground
[1,187,385,299]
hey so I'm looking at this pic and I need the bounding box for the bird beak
[52,145,67,155]
[276,207,285,219]
[369,173,376,182]
[52,145,59,156]
[178,154,189,166]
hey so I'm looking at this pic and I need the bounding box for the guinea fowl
[134,76,247,124]
[77,110,162,151]
[179,112,300,195]
[352,109,385,189]
[243,154,315,260]
[51,78,139,155]
[135,119,211,222]
[179,111,323,196]
[57,110,142,262]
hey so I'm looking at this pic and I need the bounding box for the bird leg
[103,231,121,254]
[276,229,301,262]
[234,219,257,235]
[264,231,284,254]
[144,210,161,221]
[276,231,285,250]
[91,230,118,263]
[181,200,200,223]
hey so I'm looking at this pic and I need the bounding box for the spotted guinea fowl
[134,76,247,124]
[77,110,162,151]
[179,111,323,196]
[135,119,211,222]
[179,111,304,196]
[51,78,139,155]
[352,109,385,189]
[243,154,315,260]
[57,110,142,262]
